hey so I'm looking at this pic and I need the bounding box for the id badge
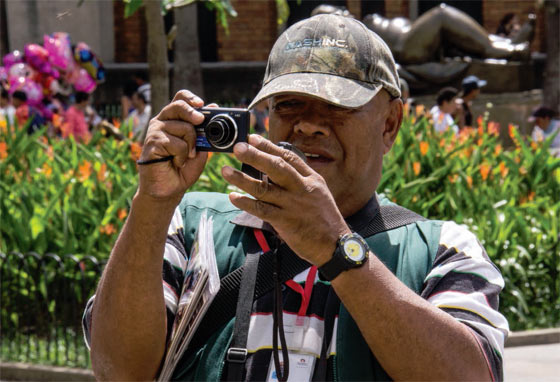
[283,316,309,351]
[266,351,316,382]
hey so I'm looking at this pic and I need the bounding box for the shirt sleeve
[420,221,509,382]
[82,207,189,349]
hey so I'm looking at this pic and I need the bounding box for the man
[84,14,508,381]
[12,90,44,134]
[430,87,459,135]
[457,75,487,128]
[529,105,560,157]
[127,91,152,142]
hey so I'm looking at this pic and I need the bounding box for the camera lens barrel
[205,114,238,150]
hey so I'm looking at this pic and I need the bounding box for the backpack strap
[188,204,425,358]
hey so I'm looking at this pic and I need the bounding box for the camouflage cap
[248,14,401,109]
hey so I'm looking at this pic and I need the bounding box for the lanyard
[253,229,317,320]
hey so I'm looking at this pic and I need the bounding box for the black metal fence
[0,252,104,368]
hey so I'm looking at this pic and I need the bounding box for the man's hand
[137,90,210,202]
[222,134,351,266]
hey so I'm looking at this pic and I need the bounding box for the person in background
[457,75,487,128]
[61,91,91,143]
[128,91,152,142]
[12,90,44,133]
[529,106,560,157]
[430,87,459,135]
[496,13,521,38]
[121,80,138,120]
[0,87,15,125]
[133,72,151,105]
[399,78,416,109]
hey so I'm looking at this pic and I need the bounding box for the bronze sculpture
[362,4,534,64]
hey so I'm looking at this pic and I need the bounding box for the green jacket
[172,192,442,381]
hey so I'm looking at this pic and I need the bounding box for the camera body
[195,107,249,152]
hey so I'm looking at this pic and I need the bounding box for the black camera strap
[189,204,425,381]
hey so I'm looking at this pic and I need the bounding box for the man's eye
[273,100,302,111]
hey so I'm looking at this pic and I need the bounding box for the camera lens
[204,114,238,150]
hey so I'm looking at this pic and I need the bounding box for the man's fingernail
[235,143,248,154]
[189,147,196,158]
[195,97,203,104]
[222,166,233,176]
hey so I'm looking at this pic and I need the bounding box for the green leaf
[124,0,144,18]
[30,216,44,240]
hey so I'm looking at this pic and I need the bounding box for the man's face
[535,116,549,129]
[267,91,400,216]
[441,98,457,114]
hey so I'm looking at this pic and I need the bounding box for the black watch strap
[318,248,350,281]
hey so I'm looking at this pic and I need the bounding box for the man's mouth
[302,151,334,164]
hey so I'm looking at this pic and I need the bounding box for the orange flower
[97,163,107,182]
[117,208,128,221]
[479,163,490,181]
[466,175,473,188]
[412,161,421,175]
[477,125,483,136]
[477,138,483,146]
[0,118,7,133]
[100,223,116,235]
[415,104,425,116]
[464,147,473,158]
[112,118,121,130]
[42,162,52,178]
[207,152,214,160]
[46,145,54,159]
[52,113,62,128]
[419,141,429,156]
[264,116,269,132]
[477,115,483,129]
[528,191,535,201]
[494,144,502,156]
[499,161,509,178]
[439,138,446,147]
[0,141,7,159]
[38,136,48,145]
[78,161,92,182]
[403,102,410,116]
[448,174,458,183]
[130,142,142,162]
[488,121,500,136]
[531,141,538,150]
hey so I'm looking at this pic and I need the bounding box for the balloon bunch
[1,33,105,110]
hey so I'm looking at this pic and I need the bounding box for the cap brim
[248,72,382,109]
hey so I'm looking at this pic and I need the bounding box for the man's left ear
[383,98,403,154]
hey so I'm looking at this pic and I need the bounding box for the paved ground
[504,343,560,381]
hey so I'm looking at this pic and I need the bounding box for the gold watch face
[343,238,366,262]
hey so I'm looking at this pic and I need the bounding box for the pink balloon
[3,50,23,68]
[44,32,74,71]
[8,63,34,79]
[24,43,59,79]
[73,68,96,93]
[21,80,43,105]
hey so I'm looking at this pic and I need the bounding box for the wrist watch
[318,232,370,281]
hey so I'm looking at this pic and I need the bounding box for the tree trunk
[144,0,169,117]
[543,0,560,114]
[173,3,204,99]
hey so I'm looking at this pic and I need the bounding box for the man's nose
[293,118,331,137]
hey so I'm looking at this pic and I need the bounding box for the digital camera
[195,107,249,152]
